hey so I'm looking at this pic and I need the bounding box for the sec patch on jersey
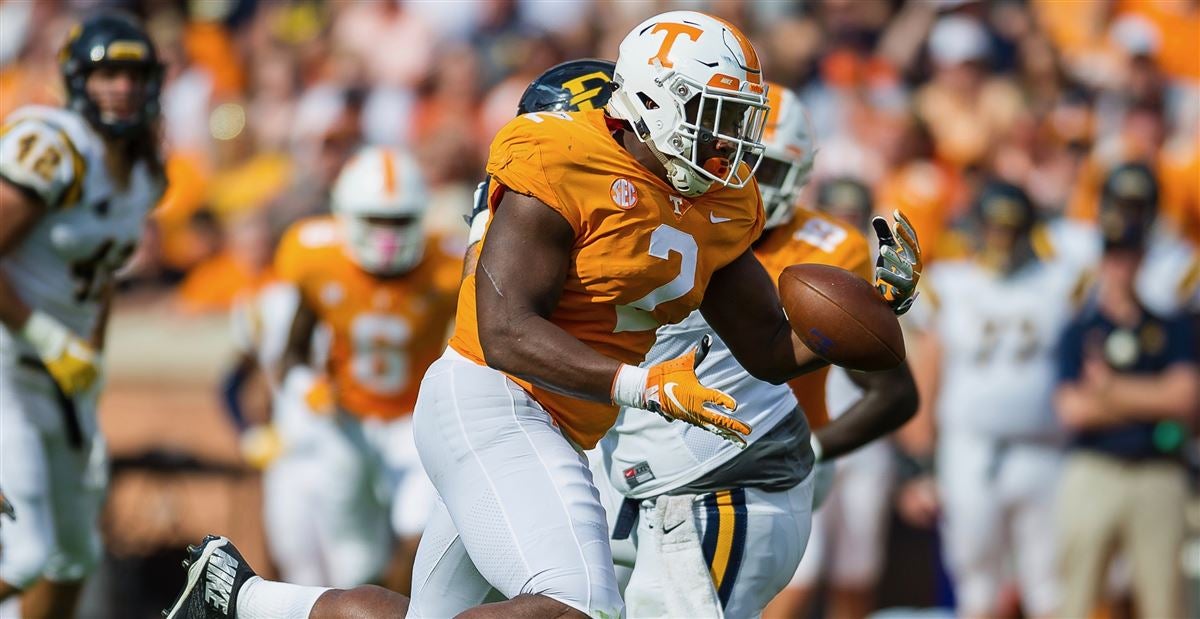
[779,263,905,371]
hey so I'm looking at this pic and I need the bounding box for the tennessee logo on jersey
[755,207,872,428]
[449,108,765,448]
[276,216,462,420]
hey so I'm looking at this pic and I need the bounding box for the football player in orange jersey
[270,146,461,592]
[167,11,918,619]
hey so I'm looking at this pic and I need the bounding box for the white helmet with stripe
[331,146,429,275]
[606,11,770,197]
[758,83,816,229]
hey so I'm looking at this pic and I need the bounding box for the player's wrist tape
[20,311,71,360]
[810,433,824,462]
[467,209,491,246]
[611,363,650,408]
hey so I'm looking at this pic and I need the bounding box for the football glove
[612,335,751,447]
[21,311,100,396]
[240,425,283,470]
[871,210,922,315]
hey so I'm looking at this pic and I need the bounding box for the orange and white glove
[871,210,923,315]
[611,335,751,447]
[21,311,100,396]
[283,366,336,416]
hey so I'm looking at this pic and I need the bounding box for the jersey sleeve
[837,227,873,281]
[0,118,82,209]
[484,114,580,233]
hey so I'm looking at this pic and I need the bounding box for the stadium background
[0,0,1197,617]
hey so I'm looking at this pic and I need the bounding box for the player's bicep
[476,190,573,341]
[0,121,79,210]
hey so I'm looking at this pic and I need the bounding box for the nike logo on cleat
[204,548,237,613]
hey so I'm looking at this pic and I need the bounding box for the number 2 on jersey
[614,224,698,332]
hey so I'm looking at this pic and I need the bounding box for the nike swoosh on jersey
[709,212,732,223]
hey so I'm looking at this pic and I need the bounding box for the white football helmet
[759,83,816,229]
[607,11,770,197]
[331,146,429,275]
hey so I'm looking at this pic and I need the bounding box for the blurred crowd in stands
[2,0,1195,316]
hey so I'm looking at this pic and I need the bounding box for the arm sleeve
[0,119,82,209]
[485,115,581,233]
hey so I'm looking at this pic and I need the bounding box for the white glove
[21,311,99,396]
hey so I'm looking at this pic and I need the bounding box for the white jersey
[605,310,802,499]
[0,105,163,361]
[922,257,1087,440]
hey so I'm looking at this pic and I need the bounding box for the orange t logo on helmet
[648,22,703,68]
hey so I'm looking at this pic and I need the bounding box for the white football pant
[408,349,623,618]
[263,390,437,588]
[0,361,106,588]
[624,474,814,618]
[938,431,1062,616]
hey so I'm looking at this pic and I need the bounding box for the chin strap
[646,141,712,198]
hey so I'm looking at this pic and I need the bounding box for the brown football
[778,263,905,371]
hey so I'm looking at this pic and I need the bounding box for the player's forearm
[816,364,918,460]
[753,326,828,384]
[1054,384,1122,430]
[89,281,115,350]
[0,271,32,332]
[479,310,621,404]
[701,250,827,384]
[1104,365,1200,421]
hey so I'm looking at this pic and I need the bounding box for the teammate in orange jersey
[167,11,917,619]
[272,146,461,591]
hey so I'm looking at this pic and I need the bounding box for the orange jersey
[754,208,873,429]
[449,109,765,448]
[276,216,463,419]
